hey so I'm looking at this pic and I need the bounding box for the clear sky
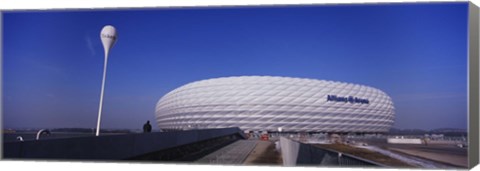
[3,2,469,130]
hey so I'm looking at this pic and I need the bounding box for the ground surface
[382,144,468,168]
[243,140,282,165]
[313,144,415,168]
[349,137,468,168]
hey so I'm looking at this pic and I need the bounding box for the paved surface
[385,144,468,168]
[244,140,283,165]
[348,137,468,168]
[356,145,454,168]
[195,140,257,165]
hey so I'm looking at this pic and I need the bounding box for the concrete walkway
[195,140,257,165]
[243,140,282,165]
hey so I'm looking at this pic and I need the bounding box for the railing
[4,128,246,160]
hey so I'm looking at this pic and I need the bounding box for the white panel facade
[155,76,395,133]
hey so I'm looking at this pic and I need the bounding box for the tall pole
[96,25,117,136]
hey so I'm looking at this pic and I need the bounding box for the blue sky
[3,3,469,130]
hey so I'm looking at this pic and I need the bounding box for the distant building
[155,76,395,133]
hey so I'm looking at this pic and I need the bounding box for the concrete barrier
[279,137,384,167]
[3,128,245,160]
[387,138,423,144]
[427,140,465,145]
[279,137,300,166]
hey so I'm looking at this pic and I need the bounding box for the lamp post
[96,25,117,136]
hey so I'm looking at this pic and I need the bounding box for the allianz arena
[155,76,395,133]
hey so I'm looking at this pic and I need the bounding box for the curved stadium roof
[155,76,395,133]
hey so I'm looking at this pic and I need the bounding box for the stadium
[155,76,395,133]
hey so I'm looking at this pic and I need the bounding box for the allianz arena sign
[326,95,370,104]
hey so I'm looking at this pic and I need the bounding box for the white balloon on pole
[100,25,117,58]
[96,25,117,136]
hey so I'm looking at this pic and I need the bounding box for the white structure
[96,25,117,136]
[155,76,395,133]
[387,138,423,144]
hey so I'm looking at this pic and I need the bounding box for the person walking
[143,120,152,133]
